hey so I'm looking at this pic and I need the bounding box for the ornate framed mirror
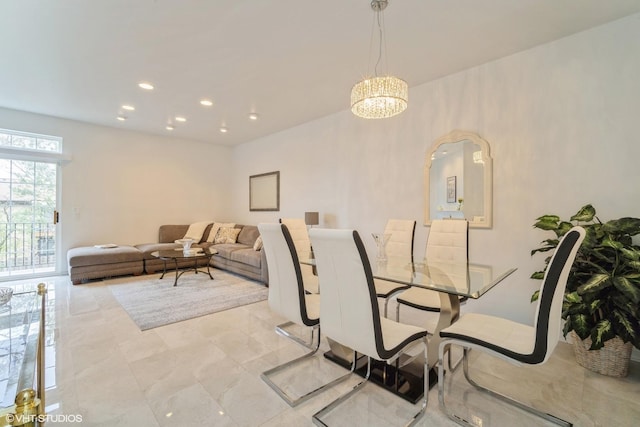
[424,130,493,228]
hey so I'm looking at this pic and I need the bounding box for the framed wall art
[249,171,280,211]
[446,176,457,203]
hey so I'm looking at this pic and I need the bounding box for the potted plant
[531,204,640,376]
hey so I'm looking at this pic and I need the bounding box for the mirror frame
[424,130,493,228]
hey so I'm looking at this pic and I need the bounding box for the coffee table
[151,247,218,286]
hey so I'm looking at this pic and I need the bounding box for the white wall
[0,108,234,273]
[229,13,640,326]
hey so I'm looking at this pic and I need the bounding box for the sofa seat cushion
[68,245,143,267]
[229,247,262,268]
[134,242,181,259]
[212,243,251,258]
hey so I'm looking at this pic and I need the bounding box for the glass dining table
[302,254,517,402]
[374,258,516,367]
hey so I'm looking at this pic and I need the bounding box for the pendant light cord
[374,10,383,76]
[368,7,386,77]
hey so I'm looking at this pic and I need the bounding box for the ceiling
[2,1,640,146]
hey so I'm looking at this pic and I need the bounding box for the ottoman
[67,245,144,285]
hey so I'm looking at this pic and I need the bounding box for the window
[0,128,62,153]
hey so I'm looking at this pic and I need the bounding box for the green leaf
[530,271,545,280]
[611,309,638,343]
[564,291,582,304]
[570,204,596,223]
[569,314,592,338]
[612,276,640,304]
[531,246,556,256]
[619,246,640,262]
[611,295,640,318]
[601,236,624,251]
[530,290,540,302]
[557,221,574,236]
[577,273,611,296]
[589,320,615,350]
[603,217,640,237]
[533,217,560,230]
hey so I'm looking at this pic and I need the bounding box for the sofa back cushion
[183,221,214,242]
[206,222,237,242]
[237,225,259,246]
[159,225,189,243]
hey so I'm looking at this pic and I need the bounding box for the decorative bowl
[0,287,13,306]
[175,238,194,251]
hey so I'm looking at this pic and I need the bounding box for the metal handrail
[0,283,47,426]
[0,223,56,272]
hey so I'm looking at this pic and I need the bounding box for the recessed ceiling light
[117,115,127,121]
[166,124,175,131]
[248,113,259,121]
[138,82,154,90]
[122,104,135,111]
[200,99,213,107]
[175,116,187,122]
[219,127,228,133]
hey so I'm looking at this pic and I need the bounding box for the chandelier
[351,0,408,119]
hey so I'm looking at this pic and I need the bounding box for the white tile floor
[6,273,640,426]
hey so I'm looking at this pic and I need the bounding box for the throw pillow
[253,236,263,251]
[183,221,213,242]
[206,222,236,242]
[214,227,241,244]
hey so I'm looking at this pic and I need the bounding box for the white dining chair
[374,219,416,318]
[280,218,319,294]
[396,219,468,369]
[310,228,429,426]
[437,226,585,426]
[258,223,352,406]
[396,219,468,323]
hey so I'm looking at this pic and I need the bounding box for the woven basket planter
[570,331,633,377]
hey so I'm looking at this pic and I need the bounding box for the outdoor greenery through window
[0,129,60,277]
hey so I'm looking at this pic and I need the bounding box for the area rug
[107,270,268,331]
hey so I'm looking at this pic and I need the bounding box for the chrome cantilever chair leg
[396,303,463,372]
[313,338,429,427]
[275,320,317,350]
[445,342,464,372]
[438,346,572,427]
[261,326,354,407]
[382,287,408,319]
[312,354,373,427]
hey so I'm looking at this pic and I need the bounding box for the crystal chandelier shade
[351,0,408,119]
[351,76,408,119]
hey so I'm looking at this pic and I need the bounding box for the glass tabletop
[374,257,517,299]
[151,247,218,260]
